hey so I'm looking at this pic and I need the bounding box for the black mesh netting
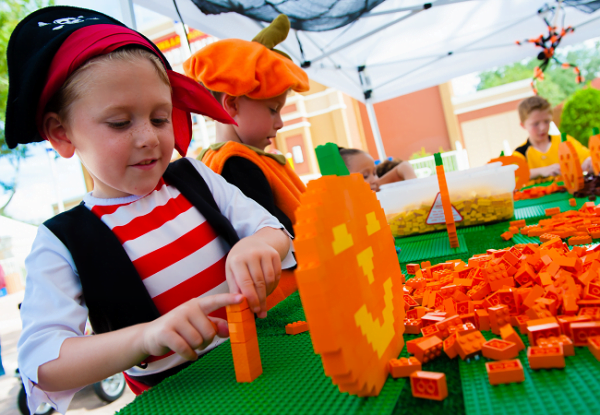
[190,0,387,31]
[564,0,600,13]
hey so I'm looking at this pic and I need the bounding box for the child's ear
[43,112,76,158]
[222,95,240,117]
[519,122,525,130]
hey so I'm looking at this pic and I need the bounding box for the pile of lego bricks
[513,180,566,202]
[501,202,600,245]
[395,238,600,398]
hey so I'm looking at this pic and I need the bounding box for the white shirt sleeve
[17,225,88,415]
[187,158,296,269]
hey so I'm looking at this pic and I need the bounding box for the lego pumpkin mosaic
[293,144,405,397]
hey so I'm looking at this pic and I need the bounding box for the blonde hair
[518,96,552,123]
[46,47,170,121]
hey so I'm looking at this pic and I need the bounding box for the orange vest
[201,142,306,223]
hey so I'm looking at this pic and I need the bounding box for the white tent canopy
[133,0,600,158]
[135,0,600,102]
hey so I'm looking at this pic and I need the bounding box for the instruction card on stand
[426,192,463,225]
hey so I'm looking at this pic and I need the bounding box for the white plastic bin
[377,164,518,237]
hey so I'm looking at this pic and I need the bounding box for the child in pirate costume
[183,15,308,239]
[9,7,294,414]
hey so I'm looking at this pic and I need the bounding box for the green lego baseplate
[118,291,405,415]
[397,234,468,263]
[513,192,569,209]
[460,331,600,415]
[395,226,485,245]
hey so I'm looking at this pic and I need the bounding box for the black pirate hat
[4,6,170,149]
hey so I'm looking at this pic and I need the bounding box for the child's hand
[537,163,561,178]
[226,233,283,318]
[142,293,243,361]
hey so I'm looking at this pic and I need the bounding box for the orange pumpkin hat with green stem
[183,14,309,99]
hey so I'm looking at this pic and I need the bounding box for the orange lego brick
[435,314,462,338]
[410,371,448,401]
[414,336,443,364]
[570,321,600,346]
[537,334,574,356]
[545,207,561,216]
[455,322,477,336]
[499,324,526,351]
[485,359,525,385]
[285,321,309,335]
[569,198,577,207]
[527,345,565,369]
[226,297,262,383]
[406,264,420,275]
[488,304,511,335]
[404,318,423,334]
[540,233,561,243]
[406,336,430,354]
[226,297,250,313]
[229,320,258,344]
[421,324,443,339]
[443,333,458,359]
[475,309,490,331]
[230,338,263,382]
[482,339,519,360]
[588,336,600,361]
[455,330,486,360]
[501,231,514,241]
[389,357,421,378]
[510,219,526,228]
[527,322,561,346]
[569,235,592,246]
[226,307,254,323]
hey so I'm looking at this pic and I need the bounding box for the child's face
[346,152,379,191]
[51,58,174,199]
[521,109,552,145]
[231,93,287,150]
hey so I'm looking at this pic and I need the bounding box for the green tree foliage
[560,86,600,147]
[477,41,600,106]
[1,0,49,214]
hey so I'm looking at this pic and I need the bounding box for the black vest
[44,158,240,335]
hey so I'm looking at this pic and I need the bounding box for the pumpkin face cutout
[589,132,600,175]
[558,140,584,194]
[294,174,405,397]
[489,156,530,190]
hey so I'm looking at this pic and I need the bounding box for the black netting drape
[190,0,388,31]
[564,0,600,13]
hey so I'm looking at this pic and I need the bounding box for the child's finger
[247,257,267,314]
[261,255,277,295]
[229,261,261,314]
[208,317,229,338]
[167,333,198,361]
[198,293,243,315]
[174,320,207,352]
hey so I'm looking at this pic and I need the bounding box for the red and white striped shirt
[87,178,229,319]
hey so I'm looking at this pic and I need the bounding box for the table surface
[118,191,600,415]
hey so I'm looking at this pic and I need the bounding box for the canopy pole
[358,67,386,161]
[119,0,137,30]
[365,99,386,161]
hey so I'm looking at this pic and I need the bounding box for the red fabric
[36,24,235,156]
[123,373,151,395]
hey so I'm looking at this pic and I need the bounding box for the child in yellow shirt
[513,96,592,178]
